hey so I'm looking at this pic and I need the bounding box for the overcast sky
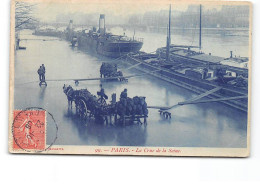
[31,2,225,22]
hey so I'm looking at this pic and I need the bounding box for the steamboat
[66,15,143,58]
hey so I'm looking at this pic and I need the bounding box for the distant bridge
[37,22,249,36]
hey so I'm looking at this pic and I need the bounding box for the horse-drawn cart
[63,85,148,125]
[100,62,127,82]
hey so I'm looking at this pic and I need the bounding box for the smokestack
[99,14,106,35]
[69,20,73,30]
[230,51,233,58]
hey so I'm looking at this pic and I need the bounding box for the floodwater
[14,29,248,148]
[111,27,249,57]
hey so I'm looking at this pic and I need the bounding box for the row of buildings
[128,5,250,29]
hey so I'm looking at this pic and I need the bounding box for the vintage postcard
[9,0,251,157]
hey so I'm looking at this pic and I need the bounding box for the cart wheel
[77,99,88,119]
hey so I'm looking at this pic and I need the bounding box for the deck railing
[118,36,144,42]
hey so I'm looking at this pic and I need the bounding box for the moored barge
[126,53,248,112]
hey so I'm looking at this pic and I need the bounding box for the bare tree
[15,1,38,31]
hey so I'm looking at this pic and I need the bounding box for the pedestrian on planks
[37,66,44,82]
[37,64,47,86]
[41,64,46,81]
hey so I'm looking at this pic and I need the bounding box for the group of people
[37,64,46,85]
[37,64,45,82]
[97,85,128,104]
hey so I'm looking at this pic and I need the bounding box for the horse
[63,84,76,109]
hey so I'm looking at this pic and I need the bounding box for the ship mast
[166,4,171,61]
[166,24,169,58]
[199,4,202,50]
[169,4,171,47]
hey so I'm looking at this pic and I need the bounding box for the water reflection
[64,111,148,146]
[39,85,47,101]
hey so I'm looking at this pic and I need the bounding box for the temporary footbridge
[147,86,247,111]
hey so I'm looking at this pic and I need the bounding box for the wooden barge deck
[126,54,248,112]
[157,47,249,76]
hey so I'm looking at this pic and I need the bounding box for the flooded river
[112,27,249,57]
[14,30,248,147]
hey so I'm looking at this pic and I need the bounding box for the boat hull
[77,35,143,58]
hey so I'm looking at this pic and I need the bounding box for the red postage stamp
[12,110,46,151]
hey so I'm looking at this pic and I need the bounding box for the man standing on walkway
[41,64,46,81]
[37,66,43,82]
[37,64,47,86]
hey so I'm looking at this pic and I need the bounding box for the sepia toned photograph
[9,0,251,156]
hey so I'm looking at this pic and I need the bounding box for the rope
[148,87,226,111]
[112,54,127,61]
[121,62,142,71]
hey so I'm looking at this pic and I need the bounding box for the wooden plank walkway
[184,86,222,102]
[147,87,247,111]
[178,96,247,105]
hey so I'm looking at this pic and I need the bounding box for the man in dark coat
[97,84,108,104]
[37,66,43,81]
[120,89,127,99]
[41,64,46,81]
